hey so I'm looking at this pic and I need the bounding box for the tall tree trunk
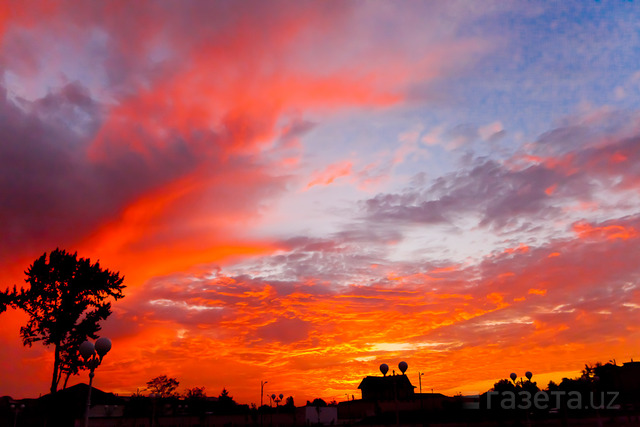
[50,344,60,394]
[63,370,71,389]
[56,364,63,388]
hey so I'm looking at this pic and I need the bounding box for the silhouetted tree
[131,388,145,398]
[284,396,295,408]
[219,388,234,403]
[184,386,207,399]
[217,388,237,412]
[58,337,85,389]
[307,398,327,407]
[183,386,208,416]
[146,375,180,398]
[581,363,596,380]
[0,249,125,394]
[492,378,517,393]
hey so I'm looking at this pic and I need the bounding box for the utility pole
[418,372,424,415]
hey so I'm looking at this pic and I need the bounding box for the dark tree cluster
[146,375,180,398]
[0,248,125,394]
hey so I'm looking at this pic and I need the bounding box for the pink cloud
[306,161,353,189]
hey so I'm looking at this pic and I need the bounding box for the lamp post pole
[260,381,268,427]
[261,381,267,407]
[79,337,112,427]
[269,393,276,427]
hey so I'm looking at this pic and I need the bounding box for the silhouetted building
[622,360,640,386]
[358,374,416,401]
[38,383,125,425]
[594,360,640,402]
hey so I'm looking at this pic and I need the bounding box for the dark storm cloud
[0,83,107,255]
[0,81,207,258]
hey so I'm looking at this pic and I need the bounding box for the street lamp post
[261,381,268,407]
[79,337,112,427]
[270,393,283,409]
[509,372,533,425]
[272,393,283,407]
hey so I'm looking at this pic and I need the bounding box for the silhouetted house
[38,383,124,426]
[622,361,640,377]
[358,374,416,401]
[619,361,640,397]
[594,360,640,398]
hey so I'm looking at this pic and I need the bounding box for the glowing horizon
[1,1,639,405]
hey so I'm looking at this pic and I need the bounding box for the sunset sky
[1,1,640,404]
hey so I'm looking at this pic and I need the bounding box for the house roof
[357,375,416,390]
[39,383,125,406]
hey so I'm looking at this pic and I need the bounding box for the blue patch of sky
[351,2,640,198]
[448,1,640,139]
[279,2,640,205]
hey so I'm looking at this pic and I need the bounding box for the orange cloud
[306,161,354,189]
[5,220,640,404]
[573,221,639,241]
[2,0,640,409]
[503,244,529,255]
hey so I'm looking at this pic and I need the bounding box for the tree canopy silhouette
[184,386,207,400]
[284,395,295,408]
[146,375,180,398]
[0,248,125,394]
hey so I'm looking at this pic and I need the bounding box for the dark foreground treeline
[350,360,640,426]
[2,360,640,426]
